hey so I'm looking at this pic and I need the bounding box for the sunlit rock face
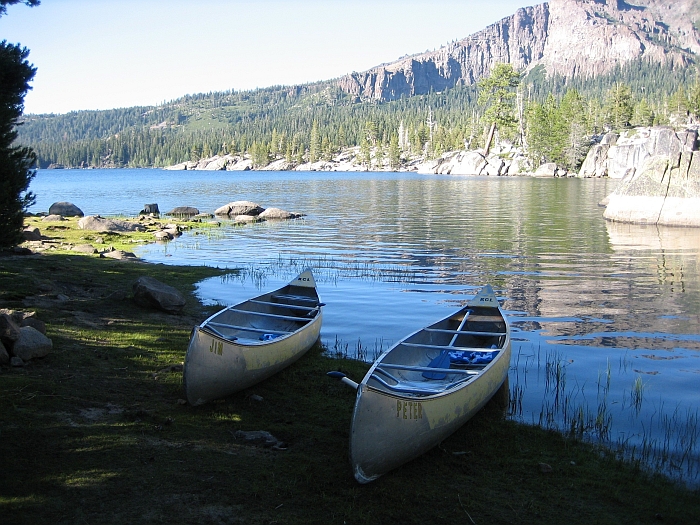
[336,0,699,102]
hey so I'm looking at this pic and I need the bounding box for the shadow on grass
[1,252,699,524]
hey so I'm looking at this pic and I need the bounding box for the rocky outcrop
[415,144,535,176]
[336,0,699,102]
[580,127,698,178]
[601,127,700,226]
[164,154,252,171]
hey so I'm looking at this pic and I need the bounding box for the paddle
[326,371,359,390]
[422,309,472,380]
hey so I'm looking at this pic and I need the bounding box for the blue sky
[1,0,531,114]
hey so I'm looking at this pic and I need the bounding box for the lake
[29,168,700,485]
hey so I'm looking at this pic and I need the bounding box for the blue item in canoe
[260,333,281,341]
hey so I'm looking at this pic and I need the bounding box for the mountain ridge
[336,0,700,102]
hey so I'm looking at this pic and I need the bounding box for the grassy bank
[1,222,699,524]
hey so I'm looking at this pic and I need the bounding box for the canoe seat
[371,368,473,396]
[400,342,499,352]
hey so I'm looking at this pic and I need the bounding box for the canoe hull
[184,314,322,406]
[183,269,322,406]
[348,284,511,483]
[350,340,510,483]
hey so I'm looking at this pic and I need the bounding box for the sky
[1,0,532,115]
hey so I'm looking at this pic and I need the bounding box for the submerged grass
[1,224,700,524]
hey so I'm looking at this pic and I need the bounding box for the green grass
[1,223,699,524]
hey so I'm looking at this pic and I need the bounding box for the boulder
[78,216,145,232]
[12,326,53,361]
[258,208,302,220]
[154,230,173,241]
[165,206,199,217]
[132,276,186,314]
[101,249,137,260]
[20,316,46,335]
[534,162,557,177]
[232,215,261,224]
[22,227,42,241]
[42,214,64,222]
[226,158,253,171]
[450,151,487,175]
[214,201,264,216]
[0,313,21,346]
[140,203,160,216]
[49,201,84,217]
[72,244,97,254]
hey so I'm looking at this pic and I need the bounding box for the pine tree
[0,39,37,248]
[604,83,634,129]
[309,120,321,163]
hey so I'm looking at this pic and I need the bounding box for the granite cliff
[337,0,700,102]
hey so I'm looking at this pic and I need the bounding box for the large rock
[604,153,700,226]
[578,143,611,178]
[101,249,137,260]
[49,201,84,217]
[258,208,302,220]
[132,276,186,314]
[78,216,145,232]
[214,201,264,217]
[22,227,42,241]
[579,128,698,179]
[534,162,557,177]
[140,203,160,215]
[165,206,199,217]
[12,326,53,361]
[449,151,487,175]
[0,313,21,347]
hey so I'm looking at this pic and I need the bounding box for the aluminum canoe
[183,269,323,406]
[349,284,511,483]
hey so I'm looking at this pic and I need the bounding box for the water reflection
[30,169,699,485]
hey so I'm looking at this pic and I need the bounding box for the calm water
[30,168,700,485]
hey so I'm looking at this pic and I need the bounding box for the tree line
[16,58,700,173]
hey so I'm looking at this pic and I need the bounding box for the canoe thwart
[424,328,506,336]
[376,363,479,375]
[227,308,313,322]
[400,342,501,352]
[248,299,320,312]
[204,326,238,341]
[206,322,292,335]
[272,293,322,305]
